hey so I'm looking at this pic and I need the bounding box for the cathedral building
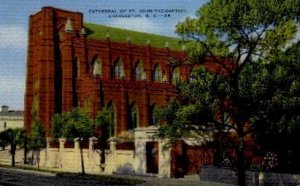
[24,6,190,135]
[25,7,223,177]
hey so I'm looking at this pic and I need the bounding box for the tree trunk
[24,146,28,164]
[214,132,224,166]
[237,138,246,186]
[230,77,246,186]
[23,137,28,164]
[100,135,106,172]
[79,140,85,174]
[37,150,40,170]
[11,144,16,167]
[12,153,15,167]
[31,151,34,165]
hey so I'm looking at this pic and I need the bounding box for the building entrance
[146,142,158,173]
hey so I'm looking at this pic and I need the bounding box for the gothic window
[92,56,102,77]
[128,103,139,130]
[107,102,117,137]
[153,64,162,82]
[134,60,143,80]
[172,67,180,84]
[114,58,125,79]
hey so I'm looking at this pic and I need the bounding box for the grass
[0,164,145,185]
[84,22,183,50]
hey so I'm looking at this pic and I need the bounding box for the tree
[0,128,25,166]
[51,107,92,175]
[253,41,300,172]
[29,120,46,170]
[94,106,113,171]
[51,112,67,139]
[158,1,299,185]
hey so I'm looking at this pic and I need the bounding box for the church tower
[24,7,84,135]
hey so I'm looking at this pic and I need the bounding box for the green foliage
[172,0,300,144]
[161,1,299,184]
[29,120,46,151]
[84,23,183,50]
[0,128,26,166]
[63,108,92,140]
[94,107,112,128]
[176,0,299,67]
[50,108,93,174]
[0,128,25,148]
[156,67,229,143]
[94,106,113,140]
[51,113,67,139]
[155,99,180,144]
[51,108,92,140]
[253,42,300,137]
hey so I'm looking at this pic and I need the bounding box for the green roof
[84,22,183,50]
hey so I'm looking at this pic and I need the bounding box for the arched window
[107,102,117,137]
[114,58,125,79]
[172,67,180,84]
[134,60,143,80]
[153,64,162,82]
[92,56,102,77]
[128,103,139,130]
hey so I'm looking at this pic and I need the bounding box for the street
[0,166,235,186]
[0,167,141,186]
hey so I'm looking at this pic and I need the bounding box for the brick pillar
[89,137,97,150]
[92,81,101,116]
[146,45,152,82]
[103,40,112,79]
[45,137,51,167]
[118,85,128,134]
[59,138,66,169]
[39,8,56,136]
[59,138,66,150]
[74,138,80,171]
[61,31,74,112]
[109,137,117,152]
[141,83,149,127]
[25,7,56,136]
[125,43,132,80]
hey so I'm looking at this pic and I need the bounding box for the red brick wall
[170,141,215,177]
[25,7,187,136]
[25,7,226,138]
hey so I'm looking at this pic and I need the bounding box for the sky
[0,0,207,110]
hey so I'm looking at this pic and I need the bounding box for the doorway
[146,142,159,173]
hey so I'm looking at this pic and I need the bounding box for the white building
[0,105,24,132]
